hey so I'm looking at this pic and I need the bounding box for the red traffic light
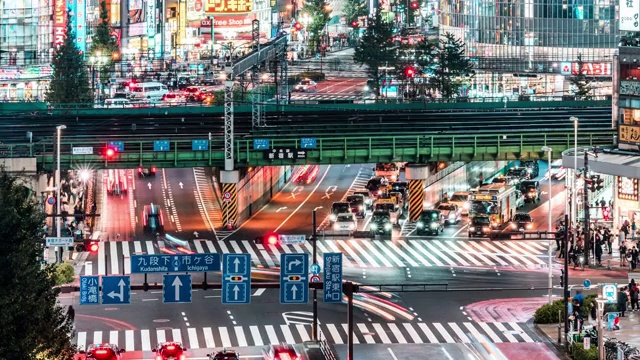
[351,20,358,28]
[410,1,420,9]
[105,148,115,157]
[293,22,303,31]
[404,66,416,78]
[88,242,99,253]
[267,234,278,245]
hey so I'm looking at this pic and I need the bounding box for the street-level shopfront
[616,176,640,236]
[0,65,52,101]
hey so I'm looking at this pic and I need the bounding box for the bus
[375,163,400,181]
[468,184,518,228]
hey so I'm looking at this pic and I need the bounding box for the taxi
[152,342,187,360]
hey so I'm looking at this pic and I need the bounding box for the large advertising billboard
[129,0,146,36]
[205,0,252,14]
[53,0,67,47]
[621,0,640,31]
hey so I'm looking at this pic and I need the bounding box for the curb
[532,323,572,360]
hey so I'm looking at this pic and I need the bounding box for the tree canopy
[570,54,594,100]
[0,168,76,359]
[301,0,331,54]
[353,13,397,97]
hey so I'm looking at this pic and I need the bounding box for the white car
[548,159,566,179]
[448,191,470,215]
[333,213,357,233]
[437,203,462,224]
[294,79,317,92]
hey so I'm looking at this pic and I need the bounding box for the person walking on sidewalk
[632,247,639,270]
[618,287,628,317]
[67,305,75,323]
[621,242,628,267]
[630,281,639,311]
[605,228,613,255]
[595,239,603,266]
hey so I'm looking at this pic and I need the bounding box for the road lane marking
[219,327,232,347]
[187,328,199,349]
[509,322,534,342]
[275,165,331,232]
[396,240,431,267]
[372,323,392,343]
[417,323,439,343]
[342,324,359,343]
[327,324,344,344]
[93,331,103,345]
[444,240,482,266]
[493,322,518,342]
[77,332,86,351]
[203,327,215,348]
[97,240,106,275]
[357,323,375,344]
[265,325,278,345]
[449,322,471,343]
[249,325,263,346]
[403,323,423,343]
[388,323,408,343]
[477,322,502,343]
[140,329,151,351]
[234,326,248,347]
[452,224,469,237]
[280,324,296,344]
[361,241,394,267]
[296,324,311,342]
[433,323,455,343]
[156,329,166,343]
[109,330,118,346]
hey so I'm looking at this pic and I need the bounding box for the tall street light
[56,125,66,263]
[570,116,578,230]
[542,146,553,304]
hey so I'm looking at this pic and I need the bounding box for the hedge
[534,295,600,324]
[572,344,598,360]
[53,263,75,285]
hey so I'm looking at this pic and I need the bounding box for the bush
[53,263,74,285]
[572,344,598,360]
[534,299,565,324]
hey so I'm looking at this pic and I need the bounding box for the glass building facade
[437,0,618,97]
[0,0,53,100]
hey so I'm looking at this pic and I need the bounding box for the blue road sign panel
[222,254,251,304]
[108,141,124,152]
[323,253,343,303]
[79,276,100,305]
[300,137,317,149]
[101,276,131,305]
[130,254,221,274]
[253,139,270,150]
[309,263,321,275]
[280,254,308,304]
[154,140,170,151]
[162,274,192,303]
[583,279,591,288]
[192,140,209,151]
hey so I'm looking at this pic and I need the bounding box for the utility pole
[344,281,357,360]
[311,209,318,341]
[563,214,570,345]
[583,151,590,266]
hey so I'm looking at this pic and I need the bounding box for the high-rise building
[0,0,53,100]
[437,0,617,98]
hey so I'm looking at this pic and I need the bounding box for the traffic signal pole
[563,214,570,346]
[583,151,590,266]
[312,209,318,341]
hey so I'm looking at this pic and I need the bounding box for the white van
[128,82,168,101]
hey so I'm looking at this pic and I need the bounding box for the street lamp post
[570,116,578,230]
[56,125,66,263]
[542,146,553,304]
[596,298,606,359]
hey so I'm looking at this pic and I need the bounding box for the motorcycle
[570,249,585,270]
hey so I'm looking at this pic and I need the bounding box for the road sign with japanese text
[79,276,100,305]
[130,254,221,274]
[323,253,343,303]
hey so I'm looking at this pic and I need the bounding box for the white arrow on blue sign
[222,254,251,304]
[280,254,308,304]
[162,274,192,303]
[101,276,131,305]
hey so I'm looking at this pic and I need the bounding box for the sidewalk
[536,310,640,353]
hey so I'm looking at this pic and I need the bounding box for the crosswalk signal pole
[312,209,318,341]
[344,281,356,360]
[563,214,570,347]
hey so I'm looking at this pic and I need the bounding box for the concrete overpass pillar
[405,164,430,222]
[220,170,239,230]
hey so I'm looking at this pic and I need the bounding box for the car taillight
[166,345,175,350]
[156,356,163,360]
[151,166,157,173]
[138,166,143,173]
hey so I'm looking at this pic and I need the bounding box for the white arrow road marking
[277,206,288,212]
[193,231,199,238]
[147,183,152,189]
[179,182,184,189]
[172,276,183,301]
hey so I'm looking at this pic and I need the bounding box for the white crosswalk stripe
[75,321,540,351]
[80,235,555,275]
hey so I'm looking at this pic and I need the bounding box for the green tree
[0,168,76,359]
[570,54,593,100]
[428,32,475,99]
[301,0,331,54]
[353,13,397,97]
[342,0,367,24]
[46,12,92,105]
[91,0,118,90]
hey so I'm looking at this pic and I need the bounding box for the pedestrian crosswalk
[74,321,539,351]
[80,236,551,275]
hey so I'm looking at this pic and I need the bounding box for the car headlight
[370,223,378,230]
[330,214,337,221]
[430,223,438,229]
[349,224,355,230]
[384,223,392,230]
[358,205,363,211]
[510,223,517,229]
[469,227,475,231]
[363,85,370,91]
[417,222,424,228]
[526,223,533,230]
[449,214,456,219]
[464,203,470,210]
[365,199,372,205]
[333,224,339,231]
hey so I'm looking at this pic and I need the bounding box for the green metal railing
[0,131,614,170]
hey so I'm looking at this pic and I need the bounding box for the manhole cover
[104,307,118,311]
[153,319,171,323]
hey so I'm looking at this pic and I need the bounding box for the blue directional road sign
[222,254,251,304]
[154,140,170,151]
[280,254,308,304]
[253,139,270,150]
[108,141,124,152]
[79,276,100,305]
[583,279,591,288]
[300,137,317,149]
[130,254,221,274]
[192,139,209,151]
[323,253,343,303]
[101,276,131,305]
[162,274,192,303]
[309,263,321,275]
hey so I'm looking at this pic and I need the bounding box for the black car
[347,194,365,218]
[520,180,540,203]
[208,349,239,359]
[390,181,408,196]
[506,167,528,183]
[366,177,388,197]
[330,202,350,223]
[510,213,534,231]
[468,215,492,237]
[416,210,444,235]
[370,210,392,236]
[520,160,539,178]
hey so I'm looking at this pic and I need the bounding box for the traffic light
[351,20,359,28]
[266,233,279,245]
[99,145,118,161]
[293,22,303,31]
[404,66,416,78]
[88,241,99,253]
[410,1,420,10]
[254,233,279,245]
[595,175,604,191]
[587,176,596,192]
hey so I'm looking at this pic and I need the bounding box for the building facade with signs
[437,0,618,98]
[0,0,54,100]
